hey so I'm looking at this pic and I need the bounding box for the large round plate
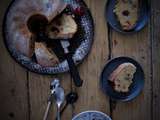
[72,111,112,120]
[100,57,145,101]
[106,0,150,34]
[3,0,94,74]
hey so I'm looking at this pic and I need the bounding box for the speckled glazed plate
[72,111,112,120]
[3,0,94,74]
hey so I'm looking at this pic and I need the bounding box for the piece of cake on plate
[114,0,139,30]
[46,13,78,39]
[109,63,137,92]
[35,42,59,67]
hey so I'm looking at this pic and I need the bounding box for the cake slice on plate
[35,42,59,67]
[114,0,139,30]
[46,13,78,39]
[109,63,137,92]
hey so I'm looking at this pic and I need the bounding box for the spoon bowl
[54,86,65,120]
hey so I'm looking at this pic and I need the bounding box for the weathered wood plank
[73,0,110,116]
[110,26,152,120]
[1,0,159,120]
[28,72,72,120]
[28,73,52,120]
[0,0,10,26]
[0,0,29,120]
[151,0,160,119]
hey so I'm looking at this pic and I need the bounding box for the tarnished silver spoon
[53,80,65,120]
[43,79,64,120]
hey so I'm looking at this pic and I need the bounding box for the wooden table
[0,0,160,120]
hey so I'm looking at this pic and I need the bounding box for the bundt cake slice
[46,13,78,39]
[35,42,59,67]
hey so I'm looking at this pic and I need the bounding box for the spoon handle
[57,105,61,120]
[43,101,51,120]
[60,102,68,115]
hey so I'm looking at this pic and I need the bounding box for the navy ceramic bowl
[105,0,150,34]
[100,57,145,101]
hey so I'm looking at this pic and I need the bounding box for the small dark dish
[105,0,150,33]
[100,57,145,101]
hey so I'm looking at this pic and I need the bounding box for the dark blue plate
[100,57,145,101]
[106,0,150,34]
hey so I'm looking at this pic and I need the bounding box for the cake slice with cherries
[114,0,139,30]
[109,63,137,92]
[46,13,77,39]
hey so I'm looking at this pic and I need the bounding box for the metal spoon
[43,79,58,120]
[55,92,78,120]
[43,79,64,120]
[54,82,65,120]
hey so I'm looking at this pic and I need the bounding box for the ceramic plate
[100,57,145,101]
[106,0,150,34]
[3,0,94,74]
[72,111,112,120]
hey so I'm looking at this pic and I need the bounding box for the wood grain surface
[0,1,29,120]
[151,0,160,119]
[109,27,152,120]
[0,0,160,120]
[72,0,110,116]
